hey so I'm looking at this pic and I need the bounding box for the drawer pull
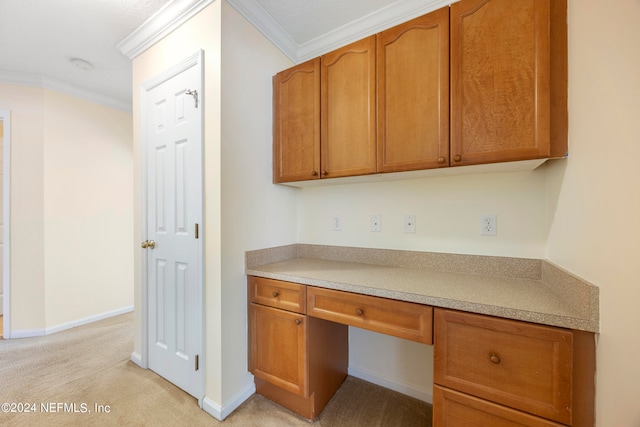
[272,291,279,298]
[295,319,302,325]
[490,353,501,364]
[356,309,364,316]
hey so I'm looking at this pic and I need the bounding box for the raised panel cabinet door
[377,7,450,172]
[450,0,567,166]
[249,303,308,397]
[273,58,321,183]
[321,36,377,178]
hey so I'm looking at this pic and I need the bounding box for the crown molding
[226,0,299,62]
[226,0,452,64]
[0,70,132,113]
[118,0,216,59]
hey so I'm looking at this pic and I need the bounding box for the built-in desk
[246,244,598,426]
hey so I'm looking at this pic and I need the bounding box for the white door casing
[1,110,11,338]
[141,51,204,399]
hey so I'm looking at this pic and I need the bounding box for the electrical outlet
[481,214,497,236]
[370,215,382,232]
[404,215,416,233]
[331,215,342,231]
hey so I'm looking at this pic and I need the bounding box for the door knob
[141,240,156,249]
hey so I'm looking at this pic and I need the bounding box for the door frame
[1,110,11,339]
[138,50,205,401]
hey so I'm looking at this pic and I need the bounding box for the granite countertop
[245,244,599,333]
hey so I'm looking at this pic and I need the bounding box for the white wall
[42,90,134,327]
[546,1,640,425]
[220,0,297,404]
[0,84,134,334]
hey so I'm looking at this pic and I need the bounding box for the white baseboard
[130,352,144,368]
[202,373,256,421]
[9,305,134,339]
[348,364,433,404]
[10,327,46,339]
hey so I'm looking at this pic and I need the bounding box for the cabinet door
[273,58,320,183]
[450,0,567,166]
[321,36,377,178]
[377,7,449,172]
[249,303,308,397]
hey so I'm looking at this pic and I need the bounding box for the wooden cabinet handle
[437,157,446,164]
[454,155,462,162]
[295,319,302,325]
[356,309,364,316]
[490,353,501,364]
[312,171,318,176]
[272,291,279,298]
[322,170,328,176]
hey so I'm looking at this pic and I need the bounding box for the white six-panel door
[144,53,203,399]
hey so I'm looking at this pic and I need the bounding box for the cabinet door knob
[437,157,446,164]
[322,170,328,176]
[295,319,302,325]
[454,155,462,162]
[356,309,364,316]
[490,353,501,364]
[312,171,318,176]
[272,291,279,298]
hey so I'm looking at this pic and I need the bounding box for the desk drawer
[307,287,433,344]
[434,309,573,425]
[433,386,565,427]
[249,276,306,314]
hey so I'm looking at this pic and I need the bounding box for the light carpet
[0,313,432,426]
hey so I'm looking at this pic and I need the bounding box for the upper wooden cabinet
[273,0,568,183]
[273,37,376,183]
[450,0,567,166]
[377,8,450,173]
[273,58,320,183]
[321,36,377,179]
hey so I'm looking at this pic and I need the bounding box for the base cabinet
[434,308,595,426]
[247,277,595,425]
[248,277,348,419]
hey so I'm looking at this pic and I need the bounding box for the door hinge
[195,223,199,239]
[195,354,199,371]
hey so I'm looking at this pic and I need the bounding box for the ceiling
[0,0,448,112]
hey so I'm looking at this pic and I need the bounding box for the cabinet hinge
[195,354,199,371]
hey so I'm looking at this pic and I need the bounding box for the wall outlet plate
[370,214,382,232]
[481,214,497,236]
[404,215,416,233]
[331,215,342,231]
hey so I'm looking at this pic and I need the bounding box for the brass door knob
[490,353,501,364]
[453,155,462,162]
[437,157,446,164]
[141,240,156,249]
